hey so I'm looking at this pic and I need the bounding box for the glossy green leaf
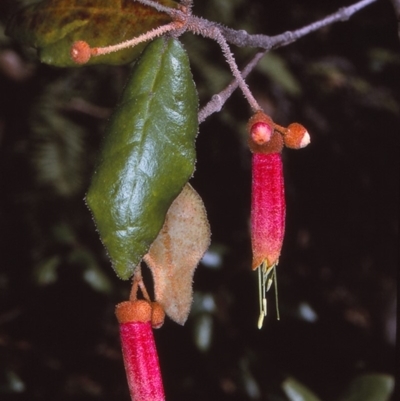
[6,0,177,66]
[86,37,198,280]
[338,374,394,401]
[282,377,322,401]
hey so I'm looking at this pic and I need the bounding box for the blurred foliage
[283,374,394,401]
[282,377,322,401]
[0,0,397,400]
[337,374,395,401]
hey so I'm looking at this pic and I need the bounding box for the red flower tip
[247,111,283,154]
[250,121,273,145]
[283,123,310,149]
[70,41,92,64]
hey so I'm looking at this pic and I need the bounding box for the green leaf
[337,374,394,401]
[6,0,177,67]
[86,37,198,280]
[282,377,322,401]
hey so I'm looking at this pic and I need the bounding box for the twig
[220,0,379,49]
[93,21,182,56]
[199,0,380,122]
[136,1,262,110]
[75,0,380,120]
[198,51,265,123]
[87,0,262,111]
[188,18,262,112]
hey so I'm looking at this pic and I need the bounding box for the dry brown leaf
[144,183,211,325]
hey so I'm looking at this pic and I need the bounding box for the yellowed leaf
[144,183,211,325]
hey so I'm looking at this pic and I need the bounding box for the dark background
[0,0,398,400]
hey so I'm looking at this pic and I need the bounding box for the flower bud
[283,123,310,149]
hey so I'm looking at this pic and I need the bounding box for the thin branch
[199,0,379,122]
[92,0,379,122]
[132,1,262,110]
[134,0,179,16]
[198,51,265,123]
[214,31,261,112]
[220,0,380,50]
[93,21,181,56]
[182,15,262,112]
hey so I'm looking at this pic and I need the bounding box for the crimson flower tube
[115,300,165,401]
[247,111,309,327]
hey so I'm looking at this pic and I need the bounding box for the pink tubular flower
[251,152,285,270]
[247,111,309,326]
[116,300,165,401]
[247,111,285,271]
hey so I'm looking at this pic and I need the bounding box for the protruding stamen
[266,276,274,292]
[274,267,280,320]
[258,311,265,329]
[257,262,280,328]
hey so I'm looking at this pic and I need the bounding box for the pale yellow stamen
[257,262,280,328]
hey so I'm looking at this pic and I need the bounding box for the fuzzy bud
[283,123,310,149]
[251,121,272,145]
[248,111,283,154]
[151,302,165,329]
[115,300,152,324]
[70,41,91,64]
